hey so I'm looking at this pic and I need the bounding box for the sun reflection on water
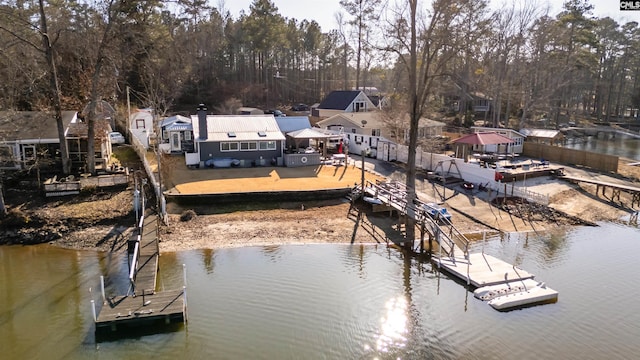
[375,296,409,354]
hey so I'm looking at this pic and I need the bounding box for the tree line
[1,0,637,122]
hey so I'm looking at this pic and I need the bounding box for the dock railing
[129,235,140,294]
[364,180,469,259]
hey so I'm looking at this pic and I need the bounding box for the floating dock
[93,210,187,336]
[435,253,534,288]
[358,180,557,311]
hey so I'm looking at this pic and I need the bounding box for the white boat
[474,279,542,301]
[487,283,558,311]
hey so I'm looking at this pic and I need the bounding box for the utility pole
[126,86,131,125]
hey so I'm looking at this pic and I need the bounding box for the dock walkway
[561,174,640,207]
[360,180,551,308]
[93,210,187,335]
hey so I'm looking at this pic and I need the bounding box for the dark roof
[368,95,382,107]
[66,118,111,138]
[318,90,361,110]
[0,111,76,142]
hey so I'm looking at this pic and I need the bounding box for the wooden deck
[94,210,186,337]
[96,288,186,331]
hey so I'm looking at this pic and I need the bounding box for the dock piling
[100,276,106,303]
[91,300,97,322]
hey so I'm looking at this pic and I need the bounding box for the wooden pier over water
[359,181,541,290]
[560,174,640,208]
[92,210,187,336]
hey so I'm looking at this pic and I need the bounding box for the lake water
[1,223,639,360]
[563,133,640,160]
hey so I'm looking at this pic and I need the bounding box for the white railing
[129,235,140,289]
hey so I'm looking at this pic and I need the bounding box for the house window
[259,141,276,150]
[351,129,356,134]
[354,101,366,112]
[135,118,146,129]
[221,142,239,151]
[371,129,380,136]
[22,145,36,161]
[184,131,191,140]
[240,142,257,151]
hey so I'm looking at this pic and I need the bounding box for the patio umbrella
[450,132,515,145]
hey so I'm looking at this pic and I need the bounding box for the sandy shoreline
[5,157,638,253]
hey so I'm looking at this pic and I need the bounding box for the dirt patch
[1,187,136,251]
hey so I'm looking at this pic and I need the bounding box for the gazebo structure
[284,128,343,167]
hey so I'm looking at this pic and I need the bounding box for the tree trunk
[39,0,70,175]
[404,0,419,251]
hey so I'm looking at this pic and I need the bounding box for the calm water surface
[563,133,640,160]
[1,223,639,359]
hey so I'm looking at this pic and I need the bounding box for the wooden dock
[132,213,160,295]
[93,210,187,336]
[95,288,186,331]
[561,174,640,208]
[358,181,555,309]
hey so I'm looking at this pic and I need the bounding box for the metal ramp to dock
[92,210,187,336]
[361,180,469,259]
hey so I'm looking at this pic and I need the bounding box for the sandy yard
[156,158,640,252]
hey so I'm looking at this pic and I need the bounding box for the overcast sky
[221,0,640,32]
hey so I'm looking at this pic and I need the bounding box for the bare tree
[38,0,71,175]
[383,0,463,248]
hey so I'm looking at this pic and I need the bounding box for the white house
[312,90,377,118]
[471,126,526,153]
[316,112,387,157]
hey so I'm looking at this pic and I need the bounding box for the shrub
[1,208,30,227]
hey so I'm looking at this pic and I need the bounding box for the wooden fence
[522,142,618,173]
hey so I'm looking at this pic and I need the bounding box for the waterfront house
[0,111,76,170]
[470,126,525,154]
[0,110,114,172]
[185,105,285,168]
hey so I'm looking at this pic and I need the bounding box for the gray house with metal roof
[185,105,286,168]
